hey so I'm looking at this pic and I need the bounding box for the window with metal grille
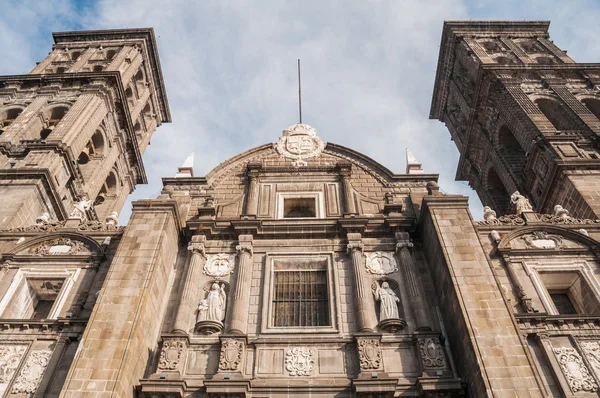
[550,292,578,315]
[272,270,329,327]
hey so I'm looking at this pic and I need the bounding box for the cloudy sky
[2,0,600,222]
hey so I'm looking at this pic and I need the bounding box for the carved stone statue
[195,283,227,334]
[69,200,91,220]
[483,206,497,222]
[510,191,533,215]
[105,211,119,226]
[373,281,400,321]
[554,205,570,219]
[35,212,50,225]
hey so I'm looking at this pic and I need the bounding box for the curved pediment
[8,233,103,257]
[497,226,599,253]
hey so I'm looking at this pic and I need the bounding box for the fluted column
[395,233,433,331]
[172,235,206,334]
[347,233,376,332]
[229,235,253,335]
[338,162,357,215]
[35,337,70,398]
[244,163,261,216]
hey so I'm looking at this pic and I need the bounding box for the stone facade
[0,21,599,398]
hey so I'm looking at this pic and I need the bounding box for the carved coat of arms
[275,124,325,167]
[285,347,315,376]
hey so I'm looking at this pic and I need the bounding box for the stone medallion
[285,347,315,376]
[365,252,398,275]
[275,123,325,167]
[203,253,236,278]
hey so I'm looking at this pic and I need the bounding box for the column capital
[347,242,364,254]
[187,242,206,258]
[236,243,253,256]
[395,240,414,253]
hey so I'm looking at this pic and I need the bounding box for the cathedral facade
[0,21,599,397]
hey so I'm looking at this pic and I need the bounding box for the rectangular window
[283,198,316,218]
[549,292,578,315]
[272,270,329,327]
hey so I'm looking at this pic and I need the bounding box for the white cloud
[2,0,600,222]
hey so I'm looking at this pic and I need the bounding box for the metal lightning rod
[298,59,302,124]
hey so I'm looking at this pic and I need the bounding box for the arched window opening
[495,56,517,65]
[517,40,544,53]
[106,49,117,61]
[582,98,600,121]
[78,130,105,165]
[535,98,575,131]
[93,65,103,72]
[0,108,23,134]
[133,121,142,136]
[125,86,134,107]
[94,172,117,207]
[40,106,68,139]
[486,168,511,215]
[481,41,502,53]
[56,67,66,74]
[497,125,526,181]
[71,51,81,61]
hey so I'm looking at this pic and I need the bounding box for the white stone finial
[405,149,424,174]
[175,153,194,178]
[35,212,51,225]
[483,206,497,222]
[105,211,119,226]
[554,204,570,219]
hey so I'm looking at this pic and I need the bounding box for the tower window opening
[71,51,81,61]
[582,98,600,121]
[94,171,117,207]
[78,131,104,165]
[106,49,117,61]
[535,98,576,131]
[93,65,103,72]
[486,168,511,215]
[283,198,316,218]
[536,56,557,65]
[40,106,68,139]
[0,108,23,134]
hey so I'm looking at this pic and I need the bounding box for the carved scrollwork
[218,339,244,371]
[0,220,67,233]
[521,231,562,249]
[365,252,398,275]
[157,340,184,371]
[0,344,27,384]
[478,214,525,226]
[581,341,600,380]
[539,214,600,225]
[357,339,381,370]
[418,337,446,369]
[11,350,52,394]
[285,347,315,376]
[30,237,87,255]
[553,346,598,393]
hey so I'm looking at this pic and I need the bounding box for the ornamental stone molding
[553,346,598,393]
[478,212,600,226]
[357,339,382,370]
[30,237,88,256]
[365,252,398,275]
[521,231,562,249]
[418,337,446,369]
[275,123,325,167]
[580,341,600,380]
[0,219,124,233]
[285,347,315,376]
[0,344,27,384]
[11,350,52,394]
[157,340,185,371]
[218,339,244,371]
[204,253,236,278]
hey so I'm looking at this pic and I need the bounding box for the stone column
[229,235,253,335]
[172,235,206,334]
[395,232,432,331]
[347,233,376,332]
[338,162,357,215]
[244,163,261,217]
[34,338,70,398]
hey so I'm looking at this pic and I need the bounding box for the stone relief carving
[218,339,244,371]
[510,191,533,215]
[0,345,27,385]
[478,211,600,227]
[285,347,315,376]
[0,219,124,233]
[365,252,398,275]
[581,341,600,380]
[553,346,598,393]
[30,237,87,256]
[521,231,562,249]
[204,253,236,278]
[357,339,381,370]
[275,123,326,167]
[418,338,446,369]
[539,213,600,225]
[157,340,184,371]
[478,214,526,226]
[11,350,52,394]
[69,199,92,220]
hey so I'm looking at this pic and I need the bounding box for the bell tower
[430,21,600,218]
[0,28,170,227]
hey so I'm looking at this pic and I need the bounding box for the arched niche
[40,105,69,139]
[78,130,105,165]
[93,169,120,220]
[534,98,576,131]
[0,107,24,134]
[497,125,526,182]
[582,98,600,121]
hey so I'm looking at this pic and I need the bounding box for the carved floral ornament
[285,347,315,376]
[12,350,52,394]
[0,344,27,384]
[204,253,236,278]
[357,339,381,370]
[219,339,244,371]
[418,338,446,369]
[275,123,326,167]
[553,346,598,393]
[365,251,398,275]
[158,340,184,371]
[581,341,600,380]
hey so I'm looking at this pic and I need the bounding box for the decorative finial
[553,204,570,219]
[406,149,424,174]
[483,206,497,222]
[175,153,194,178]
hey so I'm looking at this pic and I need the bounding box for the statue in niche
[372,280,406,333]
[195,282,227,335]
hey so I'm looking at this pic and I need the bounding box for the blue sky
[2,0,600,222]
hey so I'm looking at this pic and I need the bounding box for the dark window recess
[283,198,316,218]
[31,300,54,319]
[550,293,578,315]
[272,270,329,327]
